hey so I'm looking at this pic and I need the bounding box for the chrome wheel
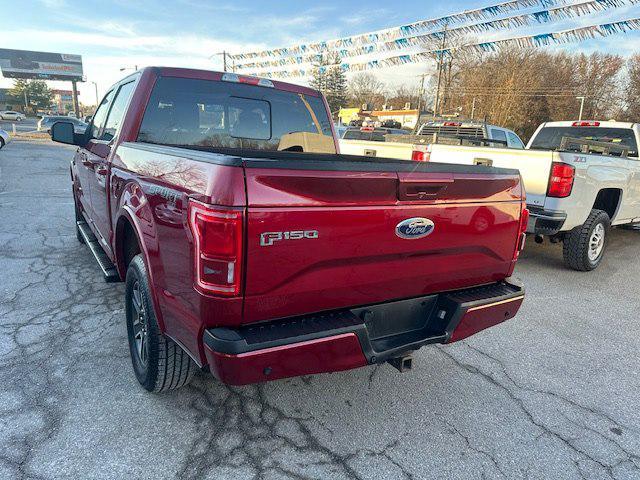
[130,280,148,365]
[588,223,605,262]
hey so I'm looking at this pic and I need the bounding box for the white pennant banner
[248,18,640,78]
[230,0,575,63]
[234,0,637,71]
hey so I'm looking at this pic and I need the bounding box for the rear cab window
[507,132,525,149]
[137,77,336,154]
[530,127,638,157]
[490,129,507,144]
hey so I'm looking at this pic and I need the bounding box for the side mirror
[51,121,78,145]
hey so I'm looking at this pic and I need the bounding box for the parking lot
[1,137,639,480]
[0,117,40,134]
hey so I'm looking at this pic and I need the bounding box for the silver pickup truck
[423,120,640,271]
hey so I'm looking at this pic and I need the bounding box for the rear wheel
[0,138,4,150]
[125,254,196,392]
[562,209,610,271]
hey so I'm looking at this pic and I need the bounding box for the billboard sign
[0,49,83,81]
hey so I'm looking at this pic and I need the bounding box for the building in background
[370,107,420,129]
[51,89,77,114]
[0,88,24,112]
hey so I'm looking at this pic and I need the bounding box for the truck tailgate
[429,145,555,208]
[241,157,524,322]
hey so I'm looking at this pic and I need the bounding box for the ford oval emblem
[395,217,435,239]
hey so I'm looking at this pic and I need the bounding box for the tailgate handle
[400,182,451,200]
[474,157,493,166]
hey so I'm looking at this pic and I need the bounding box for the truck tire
[0,138,5,149]
[562,209,610,271]
[125,254,196,392]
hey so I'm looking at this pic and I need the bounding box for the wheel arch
[114,207,167,332]
[592,188,622,221]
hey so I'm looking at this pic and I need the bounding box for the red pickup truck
[51,67,527,391]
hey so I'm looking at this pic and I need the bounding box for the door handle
[95,166,108,176]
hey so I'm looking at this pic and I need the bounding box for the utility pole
[471,97,476,119]
[91,81,99,106]
[433,25,448,120]
[212,51,230,72]
[576,96,586,121]
[71,80,80,117]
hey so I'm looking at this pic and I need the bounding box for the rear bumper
[204,279,524,385]
[526,206,567,235]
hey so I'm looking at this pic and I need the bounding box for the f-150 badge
[395,218,435,239]
[260,230,319,246]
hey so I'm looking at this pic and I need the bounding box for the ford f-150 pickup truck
[51,67,527,391]
[420,121,640,271]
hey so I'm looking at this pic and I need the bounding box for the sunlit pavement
[1,138,639,479]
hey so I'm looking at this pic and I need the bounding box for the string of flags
[228,0,635,64]
[233,0,636,71]
[247,18,640,78]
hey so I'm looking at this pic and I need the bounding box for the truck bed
[115,143,525,327]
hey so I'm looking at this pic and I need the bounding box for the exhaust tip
[387,355,413,373]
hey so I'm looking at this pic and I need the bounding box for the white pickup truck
[423,120,640,271]
[339,120,525,160]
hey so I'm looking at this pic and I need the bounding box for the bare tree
[349,73,387,110]
[622,54,640,121]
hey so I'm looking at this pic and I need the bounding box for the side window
[507,131,525,149]
[101,81,136,141]
[90,90,114,139]
[490,128,507,144]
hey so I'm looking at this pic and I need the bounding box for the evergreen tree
[9,79,53,114]
[310,54,348,117]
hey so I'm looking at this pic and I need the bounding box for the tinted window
[102,81,135,141]
[138,77,335,154]
[342,130,387,142]
[342,129,367,140]
[530,127,638,157]
[490,129,507,143]
[507,132,525,149]
[91,90,114,139]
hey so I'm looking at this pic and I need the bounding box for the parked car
[339,120,524,158]
[0,128,9,149]
[0,111,25,121]
[418,120,640,271]
[38,116,88,134]
[51,67,527,391]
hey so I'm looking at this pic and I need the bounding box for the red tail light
[547,163,575,198]
[519,208,529,234]
[188,201,243,296]
[411,150,430,162]
[572,121,599,127]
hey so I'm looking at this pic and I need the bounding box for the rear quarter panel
[546,152,637,230]
[109,143,246,364]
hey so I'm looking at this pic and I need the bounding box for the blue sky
[2,0,640,104]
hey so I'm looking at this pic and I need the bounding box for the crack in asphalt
[1,138,639,479]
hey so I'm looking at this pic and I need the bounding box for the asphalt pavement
[1,138,639,480]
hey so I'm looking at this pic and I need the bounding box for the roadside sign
[0,48,83,81]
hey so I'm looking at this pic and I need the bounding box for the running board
[76,221,120,282]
